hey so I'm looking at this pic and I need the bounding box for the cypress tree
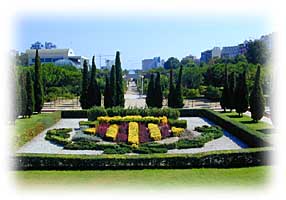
[104,75,112,108]
[34,49,44,113]
[146,74,155,107]
[20,72,27,118]
[235,71,249,117]
[79,60,89,109]
[115,51,125,107]
[168,67,175,107]
[87,56,101,108]
[25,71,35,118]
[249,65,265,122]
[110,65,117,107]
[154,72,163,108]
[220,65,230,112]
[228,72,236,112]
[173,65,184,108]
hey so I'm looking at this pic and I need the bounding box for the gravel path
[17,117,247,155]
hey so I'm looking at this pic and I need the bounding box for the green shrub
[204,86,222,100]
[61,110,88,118]
[45,128,72,146]
[168,119,187,128]
[183,88,200,99]
[87,107,107,121]
[79,121,99,127]
[176,138,205,149]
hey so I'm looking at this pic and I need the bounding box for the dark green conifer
[25,71,35,118]
[104,75,112,108]
[34,49,44,113]
[228,72,236,112]
[173,65,184,108]
[87,56,101,107]
[154,72,163,108]
[110,65,117,107]
[79,60,89,109]
[115,51,125,107]
[235,71,249,117]
[146,74,155,107]
[249,65,265,122]
[168,67,175,107]
[220,65,230,112]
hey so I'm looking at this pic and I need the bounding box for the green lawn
[219,111,272,132]
[13,112,61,150]
[14,166,270,189]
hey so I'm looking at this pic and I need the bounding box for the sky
[14,14,271,69]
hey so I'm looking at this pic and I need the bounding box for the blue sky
[15,15,271,69]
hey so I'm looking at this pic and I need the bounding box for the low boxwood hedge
[179,109,271,147]
[15,147,272,170]
[61,110,88,118]
[45,128,72,146]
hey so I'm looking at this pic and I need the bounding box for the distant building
[26,48,88,68]
[221,45,241,59]
[142,57,164,71]
[30,41,57,50]
[259,33,273,50]
[200,47,221,63]
[200,50,212,63]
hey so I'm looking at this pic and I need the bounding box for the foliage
[204,85,222,100]
[171,127,185,137]
[34,49,44,113]
[249,65,265,122]
[173,65,184,108]
[154,72,163,108]
[168,67,176,107]
[228,72,236,111]
[87,106,107,121]
[220,65,230,112]
[164,57,180,69]
[109,64,117,107]
[168,119,187,128]
[128,122,139,145]
[246,40,268,65]
[83,128,97,135]
[14,112,61,149]
[235,71,249,116]
[115,51,125,107]
[25,71,35,118]
[182,88,200,99]
[87,56,101,108]
[45,128,72,146]
[104,75,112,108]
[146,74,155,107]
[79,60,89,109]
[148,123,162,141]
[105,124,119,141]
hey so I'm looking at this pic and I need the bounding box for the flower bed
[148,123,162,141]
[105,124,119,141]
[128,122,139,145]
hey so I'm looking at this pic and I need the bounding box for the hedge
[15,147,272,170]
[61,110,88,118]
[179,109,270,147]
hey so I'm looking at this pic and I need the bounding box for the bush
[79,121,98,127]
[204,85,222,100]
[61,110,88,118]
[87,107,107,121]
[168,119,187,128]
[88,107,180,120]
[45,128,72,146]
[183,88,200,99]
[171,127,185,137]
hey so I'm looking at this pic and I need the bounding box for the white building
[26,48,88,68]
[221,46,241,59]
[211,47,221,58]
[101,59,115,70]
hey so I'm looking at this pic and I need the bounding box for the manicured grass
[14,166,270,188]
[219,111,272,133]
[14,112,61,149]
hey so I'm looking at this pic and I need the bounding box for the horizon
[14,15,271,70]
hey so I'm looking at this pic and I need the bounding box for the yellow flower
[105,124,119,141]
[148,123,161,141]
[171,127,185,137]
[128,122,139,144]
[83,128,97,134]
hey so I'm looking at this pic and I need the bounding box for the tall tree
[235,71,249,117]
[173,65,184,108]
[19,72,27,117]
[104,75,112,108]
[154,72,163,108]
[34,49,44,113]
[87,56,101,108]
[79,60,89,109]
[164,57,180,70]
[168,67,175,107]
[115,51,125,107]
[109,65,117,107]
[146,74,155,107]
[249,65,265,122]
[228,72,236,112]
[25,71,35,118]
[220,65,230,112]
[246,40,268,65]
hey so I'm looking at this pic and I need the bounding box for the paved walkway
[17,117,246,155]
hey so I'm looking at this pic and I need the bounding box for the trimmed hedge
[61,110,87,118]
[15,147,272,170]
[168,119,187,128]
[179,109,270,147]
[45,128,72,146]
